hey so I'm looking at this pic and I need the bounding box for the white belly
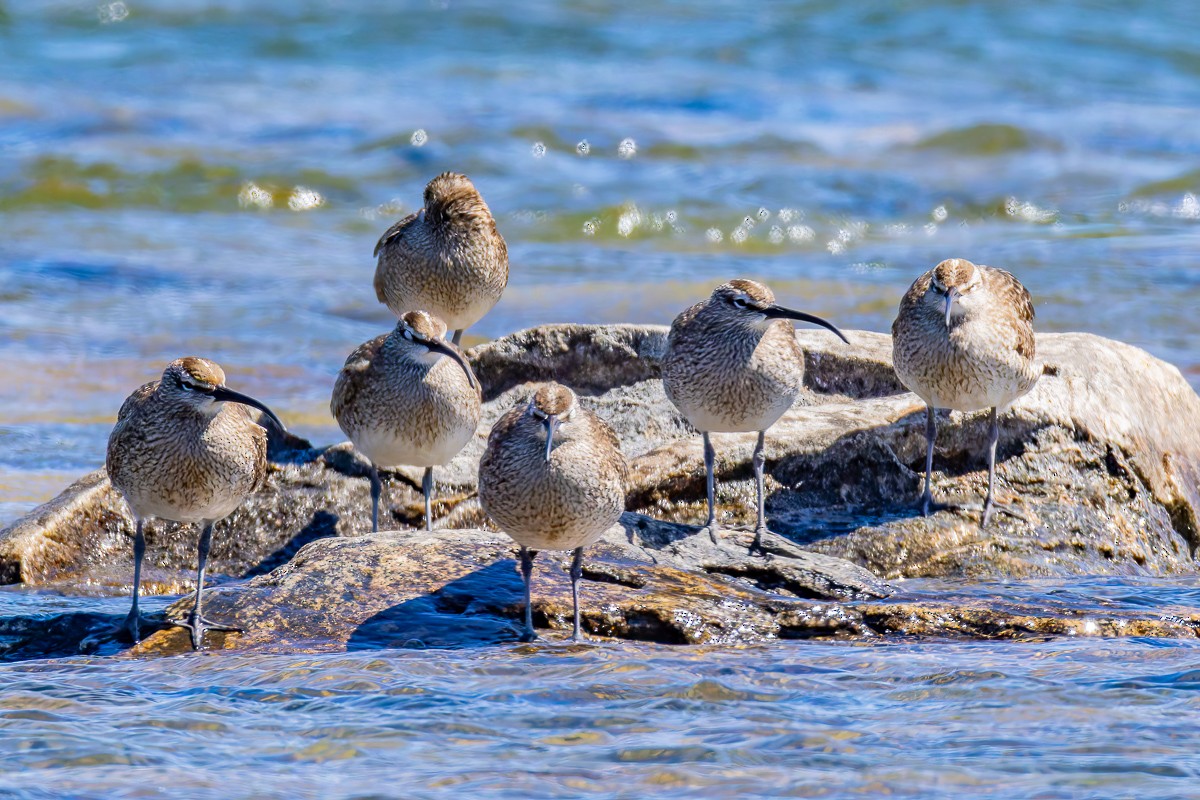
[353,424,475,469]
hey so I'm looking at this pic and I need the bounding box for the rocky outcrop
[8,520,1197,661]
[2,323,1199,597]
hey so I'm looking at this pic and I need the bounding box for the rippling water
[5,589,1200,798]
[3,2,1200,795]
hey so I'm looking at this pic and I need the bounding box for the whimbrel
[105,357,285,649]
[373,172,508,346]
[478,383,628,642]
[892,257,1040,525]
[332,310,482,532]
[662,279,848,551]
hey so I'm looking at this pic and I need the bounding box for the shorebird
[332,310,482,532]
[892,257,1040,525]
[105,357,285,649]
[373,172,508,346]
[478,383,628,642]
[662,279,848,551]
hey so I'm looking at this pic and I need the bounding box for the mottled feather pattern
[331,328,481,468]
[893,261,1039,411]
[372,174,508,332]
[479,397,628,552]
[662,300,805,433]
[106,384,268,523]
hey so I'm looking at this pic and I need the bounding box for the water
[3,1,1200,795]
[3,583,1200,799]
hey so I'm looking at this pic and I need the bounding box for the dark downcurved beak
[762,304,850,344]
[542,414,560,462]
[211,386,287,432]
[943,287,961,328]
[426,339,481,392]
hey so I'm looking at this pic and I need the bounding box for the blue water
[2,1,1200,796]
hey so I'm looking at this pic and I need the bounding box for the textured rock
[3,323,1200,593]
[8,521,1195,661]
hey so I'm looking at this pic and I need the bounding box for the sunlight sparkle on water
[576,140,590,156]
[1005,196,1057,223]
[410,129,428,147]
[531,142,546,158]
[237,182,273,210]
[287,187,325,211]
[97,2,128,23]
[617,138,637,159]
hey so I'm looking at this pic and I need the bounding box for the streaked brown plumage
[662,279,848,550]
[331,310,482,532]
[892,257,1040,524]
[478,383,628,641]
[106,357,285,649]
[373,172,508,345]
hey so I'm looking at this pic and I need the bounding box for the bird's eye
[181,381,196,392]
[731,296,751,309]
[530,406,548,420]
[402,328,414,341]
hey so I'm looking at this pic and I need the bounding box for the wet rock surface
[8,522,1197,661]
[2,322,1200,654]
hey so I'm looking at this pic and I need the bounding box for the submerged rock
[2,323,1199,603]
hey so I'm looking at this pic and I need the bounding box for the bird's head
[395,310,480,390]
[927,258,984,327]
[527,382,578,462]
[422,172,490,228]
[710,278,849,343]
[161,357,285,430]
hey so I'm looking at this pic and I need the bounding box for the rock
[94,522,1200,656]
[3,323,1199,593]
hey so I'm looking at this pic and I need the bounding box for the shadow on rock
[347,559,526,650]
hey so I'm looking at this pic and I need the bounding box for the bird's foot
[976,498,1029,526]
[701,521,721,546]
[517,627,539,644]
[749,526,769,557]
[115,612,161,644]
[918,493,961,517]
[168,614,243,651]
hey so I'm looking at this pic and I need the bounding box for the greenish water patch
[913,123,1054,156]
[0,157,362,213]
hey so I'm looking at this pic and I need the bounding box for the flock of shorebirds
[104,172,1040,650]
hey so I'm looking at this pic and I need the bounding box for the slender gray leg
[751,430,767,552]
[452,329,464,347]
[702,432,717,542]
[370,464,382,533]
[569,547,585,642]
[921,405,937,516]
[171,522,241,650]
[982,406,1000,527]
[422,466,434,532]
[519,546,537,642]
[121,518,146,642]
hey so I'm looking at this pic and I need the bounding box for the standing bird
[332,310,482,532]
[662,279,848,551]
[373,172,508,346]
[892,257,1040,525]
[105,357,285,649]
[478,383,628,642]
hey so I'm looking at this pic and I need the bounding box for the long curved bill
[943,287,960,328]
[211,386,287,431]
[426,338,481,392]
[762,304,850,344]
[542,415,560,462]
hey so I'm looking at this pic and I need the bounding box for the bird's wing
[892,271,933,337]
[330,334,388,421]
[372,209,422,258]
